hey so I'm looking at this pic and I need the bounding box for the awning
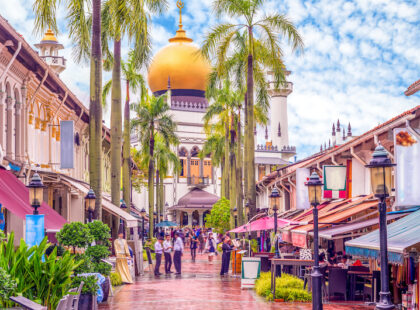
[170,188,219,210]
[228,216,296,233]
[311,213,404,240]
[0,168,67,230]
[255,156,289,165]
[62,176,138,228]
[346,209,420,264]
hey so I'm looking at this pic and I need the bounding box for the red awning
[0,169,67,230]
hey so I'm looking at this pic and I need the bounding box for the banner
[296,168,310,210]
[25,214,45,248]
[60,120,74,169]
[394,127,420,208]
[323,165,347,199]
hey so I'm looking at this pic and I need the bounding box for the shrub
[87,221,111,246]
[73,254,93,274]
[72,275,99,295]
[204,197,230,234]
[110,272,122,286]
[0,267,17,307]
[254,272,311,302]
[86,245,110,262]
[57,222,93,253]
[46,244,66,257]
[93,262,112,276]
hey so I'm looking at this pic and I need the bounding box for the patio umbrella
[229,217,296,233]
[155,221,178,227]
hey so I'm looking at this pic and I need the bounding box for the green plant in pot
[72,275,99,310]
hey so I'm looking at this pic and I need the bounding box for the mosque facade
[131,2,297,226]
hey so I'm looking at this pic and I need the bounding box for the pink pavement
[100,252,374,310]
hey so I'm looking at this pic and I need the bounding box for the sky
[1,0,419,159]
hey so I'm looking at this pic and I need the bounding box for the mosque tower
[267,71,296,160]
[35,29,66,75]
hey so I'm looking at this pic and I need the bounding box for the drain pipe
[0,41,21,82]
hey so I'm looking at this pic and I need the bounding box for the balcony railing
[41,55,66,67]
[187,176,210,187]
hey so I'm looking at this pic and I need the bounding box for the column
[0,91,4,150]
[20,84,27,161]
[6,96,13,158]
[199,159,204,178]
[187,211,192,227]
[15,100,21,160]
[187,154,191,182]
[198,211,203,227]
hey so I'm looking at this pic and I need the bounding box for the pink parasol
[229,216,296,233]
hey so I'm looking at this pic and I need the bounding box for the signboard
[60,120,74,169]
[292,232,307,248]
[323,165,347,199]
[241,257,261,289]
[394,127,420,208]
[296,168,310,209]
[25,214,45,248]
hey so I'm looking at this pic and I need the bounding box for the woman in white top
[205,232,216,263]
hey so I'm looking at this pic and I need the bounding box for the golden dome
[147,2,211,94]
[41,28,58,43]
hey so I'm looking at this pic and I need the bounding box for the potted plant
[87,221,112,301]
[72,275,99,310]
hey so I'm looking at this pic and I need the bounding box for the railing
[255,144,296,153]
[41,55,66,67]
[187,176,210,187]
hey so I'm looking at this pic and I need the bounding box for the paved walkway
[100,253,373,310]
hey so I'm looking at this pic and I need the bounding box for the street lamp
[160,214,164,222]
[269,187,281,259]
[305,171,323,310]
[27,173,45,215]
[120,200,127,236]
[245,201,250,221]
[84,189,96,222]
[366,145,395,310]
[153,212,157,237]
[165,202,169,220]
[140,208,146,243]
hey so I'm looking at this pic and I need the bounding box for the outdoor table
[347,270,372,300]
[253,252,274,272]
[270,259,314,297]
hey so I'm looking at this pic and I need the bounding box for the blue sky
[1,0,420,159]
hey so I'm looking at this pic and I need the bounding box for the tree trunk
[90,0,103,220]
[111,39,122,207]
[246,28,256,221]
[243,94,248,218]
[122,79,131,212]
[236,107,244,226]
[148,135,155,239]
[159,178,164,220]
[229,122,237,230]
[220,157,225,198]
[156,169,160,223]
[224,121,230,199]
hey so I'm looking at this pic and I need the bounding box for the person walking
[190,234,198,262]
[205,232,216,263]
[198,232,204,254]
[173,232,184,275]
[220,237,236,276]
[154,237,164,276]
[163,234,173,274]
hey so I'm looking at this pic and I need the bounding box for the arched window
[179,147,188,177]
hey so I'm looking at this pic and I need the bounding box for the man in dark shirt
[220,236,236,276]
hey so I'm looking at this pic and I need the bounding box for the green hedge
[255,272,312,302]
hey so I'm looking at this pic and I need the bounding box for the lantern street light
[233,207,238,238]
[84,189,96,222]
[305,171,324,310]
[366,145,395,310]
[140,208,147,243]
[27,173,46,215]
[269,187,281,259]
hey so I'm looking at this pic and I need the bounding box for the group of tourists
[154,232,184,276]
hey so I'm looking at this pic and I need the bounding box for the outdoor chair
[327,268,348,301]
[349,265,370,299]
[349,266,369,272]
[9,296,47,310]
[363,271,380,302]
[56,295,69,310]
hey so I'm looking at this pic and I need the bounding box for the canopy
[229,216,295,233]
[170,188,219,210]
[0,168,67,230]
[310,213,404,240]
[345,209,420,264]
[156,221,178,227]
[62,176,139,228]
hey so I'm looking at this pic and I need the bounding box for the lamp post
[120,200,127,235]
[305,172,323,310]
[165,202,169,220]
[153,212,157,237]
[269,187,281,258]
[140,208,146,243]
[27,173,45,215]
[366,145,395,310]
[84,189,96,222]
[245,201,250,221]
[233,207,238,238]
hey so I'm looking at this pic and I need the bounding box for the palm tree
[103,50,147,210]
[131,94,177,238]
[33,0,104,218]
[101,0,167,207]
[202,0,303,220]
[154,137,180,222]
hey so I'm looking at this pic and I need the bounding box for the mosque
[131,1,296,226]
